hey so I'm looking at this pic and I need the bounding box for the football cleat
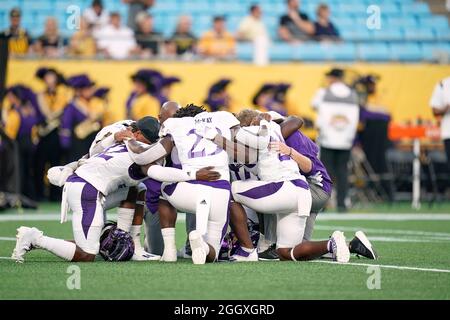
[131,249,161,261]
[349,231,378,260]
[189,230,207,265]
[12,226,42,263]
[229,247,258,262]
[330,231,350,263]
[258,243,280,261]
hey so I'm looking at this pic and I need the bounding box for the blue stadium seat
[377,3,400,16]
[151,1,179,15]
[340,27,371,41]
[422,43,450,61]
[338,3,367,15]
[386,16,418,28]
[292,43,326,61]
[236,42,253,61]
[419,16,449,31]
[179,0,211,15]
[326,43,357,61]
[0,0,20,12]
[371,27,404,41]
[403,27,436,42]
[270,43,295,61]
[434,28,450,42]
[400,3,430,16]
[389,43,423,61]
[358,43,390,61]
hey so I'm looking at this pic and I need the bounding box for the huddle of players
[12,102,377,264]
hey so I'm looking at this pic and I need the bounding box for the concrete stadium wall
[7,59,450,124]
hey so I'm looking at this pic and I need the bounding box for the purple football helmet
[99,221,135,262]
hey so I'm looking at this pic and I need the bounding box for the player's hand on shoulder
[114,129,134,142]
[270,141,290,155]
[196,166,221,181]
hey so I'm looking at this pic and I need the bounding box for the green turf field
[1,203,450,300]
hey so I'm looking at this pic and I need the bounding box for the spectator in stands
[170,15,197,55]
[158,76,181,105]
[430,77,450,170]
[0,8,30,56]
[135,12,163,57]
[69,17,97,57]
[33,18,66,57]
[122,0,155,32]
[279,0,315,42]
[198,16,236,59]
[236,4,268,42]
[95,12,138,60]
[313,3,340,42]
[83,0,109,31]
[311,68,359,212]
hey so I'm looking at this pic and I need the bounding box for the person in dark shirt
[0,8,30,55]
[34,17,67,57]
[170,15,197,55]
[313,3,340,41]
[135,12,163,56]
[278,0,315,42]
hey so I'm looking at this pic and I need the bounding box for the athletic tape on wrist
[290,248,297,262]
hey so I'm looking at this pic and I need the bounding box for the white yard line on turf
[314,225,450,237]
[0,237,15,241]
[317,213,450,221]
[0,257,13,260]
[312,260,450,273]
[1,213,450,222]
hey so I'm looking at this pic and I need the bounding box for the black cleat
[349,231,378,260]
[258,243,280,261]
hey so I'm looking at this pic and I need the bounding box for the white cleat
[189,230,207,265]
[160,248,177,262]
[132,249,161,261]
[330,231,350,263]
[11,226,42,263]
[230,248,258,262]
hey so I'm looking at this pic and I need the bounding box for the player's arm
[126,136,174,165]
[280,115,304,139]
[143,165,221,182]
[89,125,133,157]
[210,134,259,164]
[231,119,270,150]
[270,141,312,173]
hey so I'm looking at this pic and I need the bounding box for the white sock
[36,236,76,261]
[117,208,135,232]
[130,225,144,252]
[241,246,254,253]
[161,228,176,251]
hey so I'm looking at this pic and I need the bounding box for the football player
[203,110,351,263]
[12,117,162,263]
[126,104,271,264]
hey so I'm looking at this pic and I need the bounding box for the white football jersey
[161,111,240,181]
[76,142,146,195]
[89,120,134,157]
[257,121,305,182]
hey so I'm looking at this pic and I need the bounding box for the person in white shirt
[236,4,268,41]
[430,76,450,169]
[311,68,359,212]
[83,0,109,31]
[95,12,138,60]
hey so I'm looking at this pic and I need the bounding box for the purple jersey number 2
[187,128,222,159]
